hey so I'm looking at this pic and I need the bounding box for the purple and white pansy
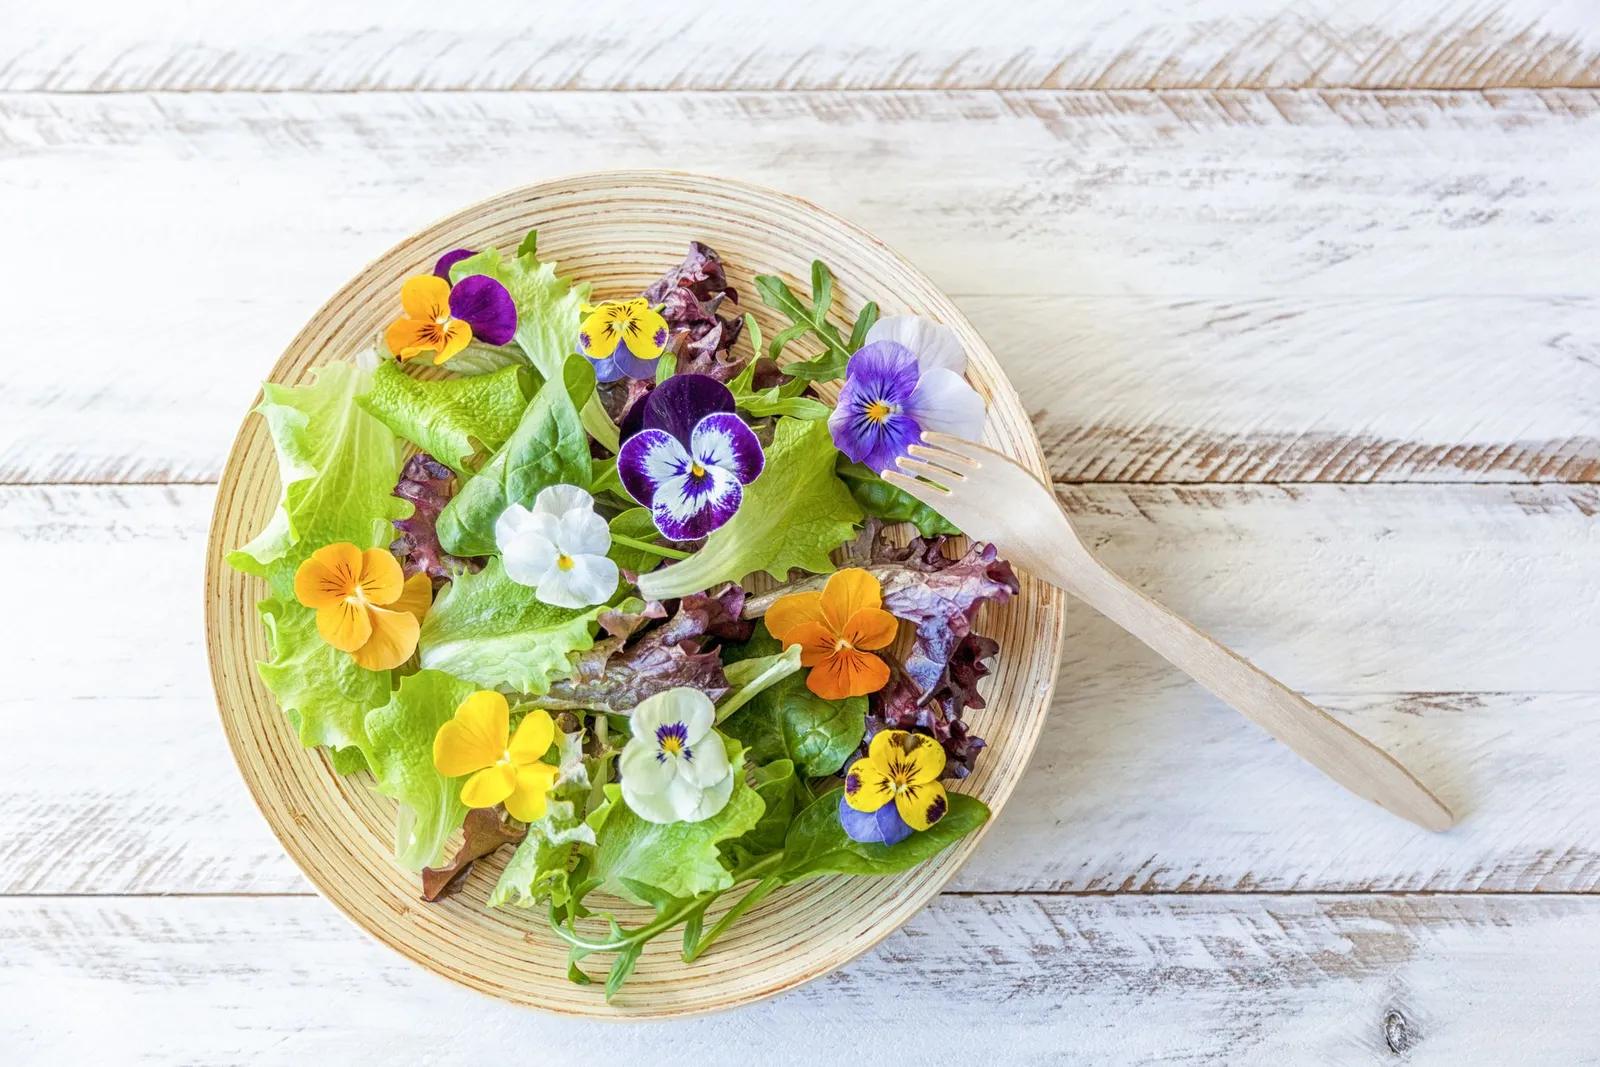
[828,315,987,474]
[619,687,735,824]
[617,375,765,541]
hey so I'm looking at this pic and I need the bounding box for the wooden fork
[886,432,1454,832]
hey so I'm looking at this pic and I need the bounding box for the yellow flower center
[556,554,575,571]
[833,636,855,653]
[660,735,684,756]
[690,461,706,478]
[865,400,895,424]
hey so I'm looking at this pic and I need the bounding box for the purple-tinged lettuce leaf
[864,652,987,780]
[390,453,485,588]
[421,807,526,902]
[642,242,746,382]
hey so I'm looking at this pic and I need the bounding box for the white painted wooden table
[3,3,1598,1062]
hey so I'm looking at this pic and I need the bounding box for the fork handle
[1057,554,1455,832]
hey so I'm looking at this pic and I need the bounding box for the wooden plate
[204,171,1067,1018]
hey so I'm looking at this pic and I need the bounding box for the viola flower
[494,484,619,609]
[618,687,735,824]
[432,691,561,822]
[385,273,517,365]
[617,375,764,541]
[432,248,476,279]
[840,729,948,842]
[293,542,433,671]
[829,315,986,474]
[765,568,898,700]
[578,298,671,382]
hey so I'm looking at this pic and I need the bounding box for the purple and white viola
[828,315,987,474]
[617,375,764,541]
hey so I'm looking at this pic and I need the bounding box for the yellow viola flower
[578,298,671,382]
[432,692,560,822]
[842,729,949,836]
[292,542,432,671]
[385,275,473,365]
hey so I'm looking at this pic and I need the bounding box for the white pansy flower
[619,688,735,824]
[494,484,619,609]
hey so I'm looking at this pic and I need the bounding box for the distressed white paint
[3,0,1598,91]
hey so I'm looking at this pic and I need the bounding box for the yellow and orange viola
[292,542,432,671]
[384,270,517,366]
[764,568,899,700]
[432,691,560,822]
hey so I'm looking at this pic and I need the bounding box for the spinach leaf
[721,628,865,778]
[777,787,989,883]
[724,759,802,865]
[835,459,961,537]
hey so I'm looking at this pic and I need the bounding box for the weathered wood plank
[3,0,1598,92]
[2,91,1596,484]
[4,483,1595,895]
[5,894,1599,1063]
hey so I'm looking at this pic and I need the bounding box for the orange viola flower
[293,542,433,671]
[764,568,899,700]
[384,275,472,365]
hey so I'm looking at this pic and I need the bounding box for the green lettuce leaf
[723,759,801,866]
[636,416,862,600]
[450,237,591,384]
[257,596,392,752]
[777,787,988,883]
[356,361,531,474]
[226,353,408,585]
[436,357,594,557]
[587,735,763,903]
[490,728,597,909]
[836,459,961,537]
[417,557,607,693]
[363,669,477,870]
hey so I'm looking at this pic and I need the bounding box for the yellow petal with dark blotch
[868,729,912,766]
[900,732,947,786]
[399,274,451,321]
[842,757,895,813]
[896,780,949,831]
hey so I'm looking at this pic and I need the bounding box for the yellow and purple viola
[840,729,949,845]
[828,315,987,474]
[616,375,764,541]
[384,259,517,366]
[578,298,671,382]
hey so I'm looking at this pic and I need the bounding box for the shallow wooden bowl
[204,171,1066,1018]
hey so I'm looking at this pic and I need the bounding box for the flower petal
[633,687,715,739]
[389,571,433,622]
[650,467,742,541]
[349,604,420,670]
[898,733,947,786]
[841,607,899,652]
[432,320,473,365]
[830,345,924,473]
[507,707,556,764]
[868,728,911,765]
[641,374,735,447]
[617,427,690,510]
[532,483,595,518]
[806,647,888,699]
[780,620,841,668]
[294,542,362,608]
[865,315,967,375]
[315,600,372,653]
[678,729,731,787]
[610,341,662,381]
[460,763,517,810]
[620,735,678,794]
[555,506,612,558]
[497,521,560,589]
[535,552,618,608]
[448,274,517,346]
[578,303,622,359]
[763,590,827,644]
[838,792,913,844]
[907,366,986,442]
[819,567,882,633]
[385,319,437,361]
[676,767,735,823]
[844,341,921,401]
[895,780,949,831]
[842,756,895,813]
[505,761,560,822]
[621,768,685,824]
[691,412,764,485]
[433,690,510,778]
[433,248,476,280]
[399,275,451,320]
[357,547,405,605]
[588,354,626,383]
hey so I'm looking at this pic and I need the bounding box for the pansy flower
[578,298,671,382]
[385,272,517,365]
[432,248,476,279]
[839,729,948,843]
[494,485,619,609]
[619,687,735,824]
[432,691,560,822]
[293,542,433,671]
[765,568,898,700]
[828,315,986,474]
[617,375,764,541]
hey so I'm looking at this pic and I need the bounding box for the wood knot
[1383,1008,1417,1054]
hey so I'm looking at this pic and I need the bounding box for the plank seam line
[5,890,1597,900]
[3,85,1597,95]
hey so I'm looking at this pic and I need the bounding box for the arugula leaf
[835,459,961,537]
[363,669,477,870]
[417,557,608,693]
[777,787,989,883]
[726,341,829,420]
[356,361,531,475]
[490,728,598,909]
[436,356,593,557]
[753,261,879,383]
[257,596,391,753]
[636,416,862,600]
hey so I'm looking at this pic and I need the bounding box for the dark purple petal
[448,275,517,346]
[433,248,477,280]
[610,340,662,381]
[618,428,688,509]
[642,373,736,446]
[691,412,764,485]
[650,468,742,541]
[838,793,913,845]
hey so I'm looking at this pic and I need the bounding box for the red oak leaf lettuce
[391,453,485,587]
[643,242,745,381]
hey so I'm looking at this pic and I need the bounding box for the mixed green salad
[228,235,1017,997]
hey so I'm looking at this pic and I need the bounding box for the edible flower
[765,568,898,700]
[578,298,671,382]
[494,484,619,609]
[293,542,432,671]
[385,273,517,365]
[432,691,560,822]
[432,248,476,279]
[829,315,986,474]
[617,375,764,541]
[619,687,734,824]
[840,729,948,843]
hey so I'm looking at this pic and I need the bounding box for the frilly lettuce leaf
[450,237,591,384]
[363,669,476,870]
[257,596,391,753]
[417,557,607,693]
[636,416,862,600]
[226,352,407,587]
[357,361,531,475]
[490,728,597,909]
